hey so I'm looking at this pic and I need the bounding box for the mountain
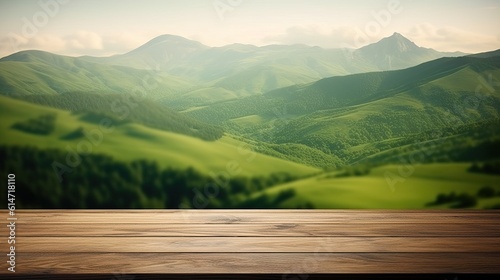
[185,55,500,163]
[82,34,209,70]
[0,33,466,105]
[354,32,467,70]
[117,33,467,99]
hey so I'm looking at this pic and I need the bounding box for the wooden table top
[2,210,500,275]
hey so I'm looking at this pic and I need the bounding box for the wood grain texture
[10,253,500,273]
[17,222,500,237]
[14,210,500,224]
[17,237,500,253]
[1,210,500,274]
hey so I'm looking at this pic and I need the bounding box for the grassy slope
[0,95,319,177]
[0,50,193,96]
[254,163,500,209]
[15,91,225,141]
[188,57,500,123]
[186,57,500,164]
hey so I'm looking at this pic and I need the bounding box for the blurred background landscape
[1,0,499,209]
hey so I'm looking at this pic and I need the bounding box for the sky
[0,0,499,58]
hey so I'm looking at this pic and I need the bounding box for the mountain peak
[353,32,443,71]
[145,34,199,45]
[383,32,419,51]
[359,32,420,55]
[126,34,207,56]
[109,34,209,69]
[391,32,404,38]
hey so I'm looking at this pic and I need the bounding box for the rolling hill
[0,95,319,177]
[185,55,500,163]
[13,91,224,141]
[0,50,195,97]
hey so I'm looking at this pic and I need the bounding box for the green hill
[14,91,224,141]
[186,56,500,164]
[0,50,194,96]
[0,95,320,209]
[0,95,319,177]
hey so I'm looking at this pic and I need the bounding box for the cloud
[100,33,145,55]
[0,31,146,58]
[407,23,500,53]
[1,24,498,58]
[262,25,371,49]
[0,30,102,57]
[65,31,103,50]
[0,33,67,57]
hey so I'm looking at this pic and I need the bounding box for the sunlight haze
[0,0,499,57]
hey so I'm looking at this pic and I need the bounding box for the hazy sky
[0,0,499,58]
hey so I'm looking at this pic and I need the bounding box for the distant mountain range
[0,33,470,105]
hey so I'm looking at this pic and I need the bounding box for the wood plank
[13,210,500,224]
[6,253,500,273]
[3,210,499,274]
[17,237,500,253]
[17,222,500,237]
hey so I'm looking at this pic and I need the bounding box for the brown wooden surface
[2,210,500,274]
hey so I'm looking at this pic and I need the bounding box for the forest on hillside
[0,145,311,209]
[16,92,224,141]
